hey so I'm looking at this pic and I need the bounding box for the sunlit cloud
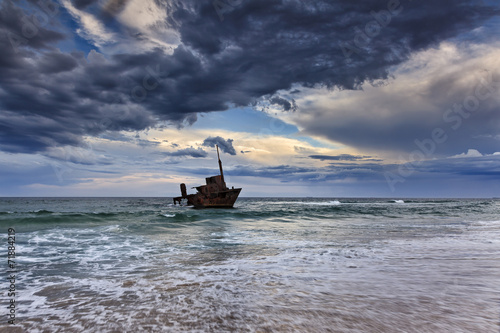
[278,42,500,159]
[61,0,116,48]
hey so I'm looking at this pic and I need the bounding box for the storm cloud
[292,45,500,157]
[165,147,208,158]
[0,0,499,155]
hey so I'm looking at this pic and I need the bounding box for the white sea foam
[269,200,341,206]
[15,230,500,332]
[304,200,341,205]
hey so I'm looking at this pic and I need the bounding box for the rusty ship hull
[183,187,242,208]
[173,145,241,208]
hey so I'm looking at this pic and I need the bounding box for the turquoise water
[1,198,499,332]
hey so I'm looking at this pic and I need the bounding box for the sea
[0,197,499,332]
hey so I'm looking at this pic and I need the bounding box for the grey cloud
[38,51,79,74]
[71,0,98,10]
[202,136,236,155]
[0,1,65,52]
[102,0,130,16]
[269,96,297,112]
[299,63,500,157]
[165,147,208,158]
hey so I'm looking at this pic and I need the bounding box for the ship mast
[216,145,225,184]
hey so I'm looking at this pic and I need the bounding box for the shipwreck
[173,145,242,208]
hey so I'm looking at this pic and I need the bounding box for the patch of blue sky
[57,32,96,55]
[192,107,299,136]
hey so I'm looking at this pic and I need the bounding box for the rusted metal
[180,183,187,197]
[217,145,224,184]
[173,145,242,208]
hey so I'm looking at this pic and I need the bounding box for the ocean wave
[304,200,341,206]
[268,200,341,206]
[91,212,119,216]
[31,209,54,214]
[155,212,202,223]
[390,200,405,204]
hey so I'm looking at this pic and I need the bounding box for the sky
[0,0,499,197]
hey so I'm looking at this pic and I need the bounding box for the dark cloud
[102,0,131,17]
[165,147,208,158]
[269,96,297,112]
[0,0,498,155]
[202,136,236,155]
[38,51,79,74]
[0,1,65,53]
[173,0,498,87]
[71,0,98,10]
[0,1,158,153]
